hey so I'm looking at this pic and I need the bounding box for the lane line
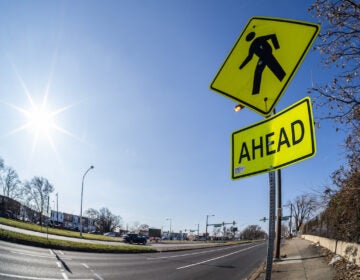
[81,262,103,280]
[61,273,68,280]
[49,249,54,256]
[176,243,264,270]
[148,243,264,260]
[94,273,104,280]
[0,272,94,280]
[82,263,90,269]
[56,262,62,268]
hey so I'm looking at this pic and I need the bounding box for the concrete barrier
[302,234,360,266]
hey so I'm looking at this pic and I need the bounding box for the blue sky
[0,0,346,234]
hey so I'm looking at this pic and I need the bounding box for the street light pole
[56,193,58,224]
[166,218,172,239]
[205,214,214,241]
[80,165,94,238]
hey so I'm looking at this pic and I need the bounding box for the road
[0,240,266,280]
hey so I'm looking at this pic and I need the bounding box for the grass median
[0,217,119,242]
[0,228,156,253]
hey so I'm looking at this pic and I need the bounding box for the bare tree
[286,194,318,232]
[240,225,266,240]
[85,208,99,220]
[95,207,122,233]
[138,224,149,232]
[24,177,54,226]
[307,0,360,243]
[309,0,360,126]
[129,221,140,232]
[1,167,21,200]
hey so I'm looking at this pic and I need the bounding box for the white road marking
[81,262,103,280]
[94,273,104,280]
[147,246,237,260]
[56,262,62,268]
[9,250,72,260]
[176,243,264,269]
[0,272,94,280]
[10,250,56,259]
[0,272,60,280]
[61,272,68,280]
[49,249,54,255]
[82,263,90,269]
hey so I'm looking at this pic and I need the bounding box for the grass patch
[0,228,156,253]
[0,217,120,242]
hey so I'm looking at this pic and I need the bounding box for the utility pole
[205,214,214,241]
[56,193,59,224]
[289,203,293,237]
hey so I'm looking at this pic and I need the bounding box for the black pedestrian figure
[239,32,286,95]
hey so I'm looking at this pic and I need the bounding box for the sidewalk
[253,237,336,279]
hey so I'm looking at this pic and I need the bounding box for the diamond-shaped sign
[210,17,320,116]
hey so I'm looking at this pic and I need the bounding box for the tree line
[0,158,122,231]
[285,0,360,243]
[0,157,54,226]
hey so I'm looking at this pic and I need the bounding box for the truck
[148,228,162,242]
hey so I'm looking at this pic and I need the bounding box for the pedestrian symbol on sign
[210,17,320,116]
[239,32,286,95]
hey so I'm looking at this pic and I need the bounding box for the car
[0,210,10,218]
[123,233,147,245]
[88,230,103,235]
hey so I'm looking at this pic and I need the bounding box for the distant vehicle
[123,233,147,245]
[104,232,117,237]
[88,230,103,235]
[0,210,10,218]
[149,228,161,240]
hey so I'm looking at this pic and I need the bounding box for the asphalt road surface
[0,240,266,280]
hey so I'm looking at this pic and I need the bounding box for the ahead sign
[211,17,320,116]
[231,97,316,179]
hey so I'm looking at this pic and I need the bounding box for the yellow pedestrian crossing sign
[210,17,320,116]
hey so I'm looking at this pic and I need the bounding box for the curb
[248,261,265,280]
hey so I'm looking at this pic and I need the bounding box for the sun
[26,104,55,136]
[9,97,74,155]
[7,64,76,155]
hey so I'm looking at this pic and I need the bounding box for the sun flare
[8,82,75,155]
[6,59,79,158]
[9,98,73,155]
[26,105,55,136]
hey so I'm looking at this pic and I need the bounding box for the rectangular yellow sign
[231,97,316,179]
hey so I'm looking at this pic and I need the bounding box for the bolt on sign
[210,17,320,116]
[231,97,316,179]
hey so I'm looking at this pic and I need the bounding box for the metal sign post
[209,16,320,280]
[265,170,276,280]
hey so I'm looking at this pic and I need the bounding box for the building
[51,210,95,232]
